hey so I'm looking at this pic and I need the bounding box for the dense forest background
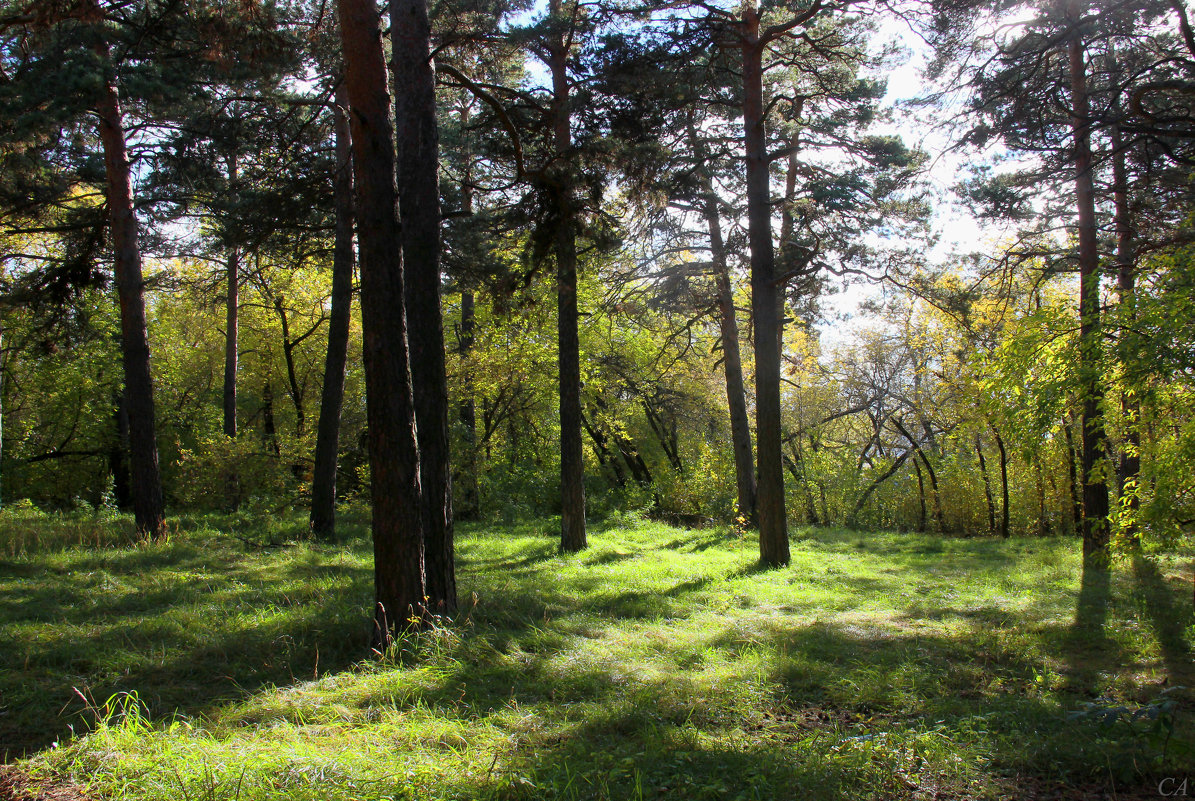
[1,0,1191,554]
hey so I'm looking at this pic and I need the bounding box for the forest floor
[1,509,1193,800]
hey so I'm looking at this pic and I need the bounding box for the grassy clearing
[2,514,1193,799]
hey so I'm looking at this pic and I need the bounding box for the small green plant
[1068,686,1187,765]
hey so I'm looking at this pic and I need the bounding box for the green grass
[2,513,1193,799]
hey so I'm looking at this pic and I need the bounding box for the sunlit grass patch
[2,517,1193,799]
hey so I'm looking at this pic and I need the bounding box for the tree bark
[893,416,945,533]
[741,9,788,566]
[1066,7,1110,560]
[456,290,481,519]
[310,87,355,539]
[95,40,165,540]
[976,434,996,536]
[455,102,481,521]
[1064,414,1083,535]
[337,0,427,645]
[109,391,132,508]
[223,155,239,440]
[913,456,927,532]
[697,151,756,525]
[391,0,455,612]
[549,1,586,552]
[1,329,4,510]
[1111,122,1140,546]
[1036,458,1050,536]
[848,449,911,527]
[262,380,280,457]
[273,297,307,438]
[993,428,1010,538]
[223,256,238,437]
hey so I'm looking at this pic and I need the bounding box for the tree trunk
[1066,10,1110,561]
[223,256,238,437]
[993,428,1010,538]
[391,0,455,613]
[549,4,586,553]
[581,407,626,486]
[310,87,355,539]
[1064,415,1083,535]
[337,0,427,645]
[95,40,165,540]
[703,170,757,525]
[893,417,945,533]
[274,297,307,438]
[1,329,4,510]
[741,10,788,566]
[456,290,481,519]
[1036,458,1050,535]
[455,103,482,521]
[913,456,927,532]
[223,155,239,440]
[262,380,280,457]
[976,434,996,536]
[109,391,132,508]
[1111,122,1140,546]
[848,449,911,528]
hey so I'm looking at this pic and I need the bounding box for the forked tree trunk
[549,1,586,553]
[95,41,165,540]
[893,417,945,533]
[310,87,355,539]
[741,9,788,566]
[1066,7,1110,560]
[337,0,427,645]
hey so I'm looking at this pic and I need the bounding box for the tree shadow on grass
[1058,561,1117,695]
[1130,553,1193,687]
[0,542,373,760]
[377,620,1144,800]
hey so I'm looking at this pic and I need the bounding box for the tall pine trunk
[1066,7,1110,560]
[391,0,456,612]
[454,101,481,520]
[741,9,788,566]
[336,0,426,646]
[1111,123,1140,545]
[550,1,586,552]
[692,130,756,525]
[223,155,239,440]
[95,41,165,540]
[310,87,355,539]
[0,328,4,510]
